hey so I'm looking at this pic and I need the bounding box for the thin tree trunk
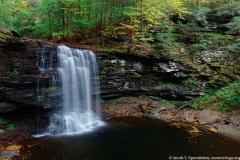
[48,13,51,30]
[134,0,138,8]
[67,10,69,35]
[62,9,65,29]
[101,0,105,46]
[140,0,143,39]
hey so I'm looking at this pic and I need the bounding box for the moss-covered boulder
[0,25,21,46]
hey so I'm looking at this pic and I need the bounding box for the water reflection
[19,117,240,160]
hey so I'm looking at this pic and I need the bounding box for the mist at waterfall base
[39,45,104,136]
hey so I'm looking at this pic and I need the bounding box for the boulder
[0,24,21,46]
[230,115,240,126]
[184,111,197,123]
[198,109,219,125]
[218,125,240,141]
[159,114,174,120]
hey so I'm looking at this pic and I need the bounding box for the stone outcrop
[99,53,206,100]
[0,27,58,113]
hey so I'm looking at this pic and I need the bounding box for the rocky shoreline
[101,97,240,141]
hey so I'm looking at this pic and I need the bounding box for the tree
[121,0,188,43]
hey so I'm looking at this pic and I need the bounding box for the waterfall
[45,45,103,135]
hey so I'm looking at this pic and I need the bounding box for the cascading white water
[46,45,103,135]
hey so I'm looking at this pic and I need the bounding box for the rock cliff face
[0,28,58,113]
[99,53,205,100]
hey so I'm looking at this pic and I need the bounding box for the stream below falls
[18,117,240,160]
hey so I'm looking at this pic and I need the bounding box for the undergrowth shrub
[191,82,240,111]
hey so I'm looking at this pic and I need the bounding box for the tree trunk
[48,13,51,30]
[101,0,105,47]
[62,9,65,29]
[140,0,143,39]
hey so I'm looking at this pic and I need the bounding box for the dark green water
[19,117,240,160]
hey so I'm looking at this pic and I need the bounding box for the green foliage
[37,97,42,102]
[0,117,16,130]
[194,7,211,26]
[10,70,19,77]
[121,0,188,44]
[226,16,240,34]
[184,77,200,86]
[214,1,240,17]
[157,99,187,108]
[228,43,240,53]
[7,123,16,131]
[0,102,7,107]
[4,71,20,81]
[154,21,186,55]
[52,29,73,40]
[189,32,235,52]
[0,0,239,58]
[190,42,208,52]
[154,83,176,90]
[102,97,124,103]
[192,82,240,111]
[41,86,57,94]
[138,95,150,100]
[0,117,7,124]
[107,106,116,111]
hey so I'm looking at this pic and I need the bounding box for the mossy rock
[0,25,13,36]
[0,24,21,46]
[209,75,231,87]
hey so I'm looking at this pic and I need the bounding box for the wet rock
[150,107,166,114]
[99,53,207,101]
[230,115,240,126]
[159,114,174,120]
[218,125,240,141]
[148,113,161,119]
[0,29,58,112]
[149,96,161,101]
[1,150,18,158]
[184,111,196,123]
[158,61,180,72]
[196,50,228,63]
[0,129,4,134]
[198,109,219,125]
[211,123,221,129]
[149,113,174,120]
